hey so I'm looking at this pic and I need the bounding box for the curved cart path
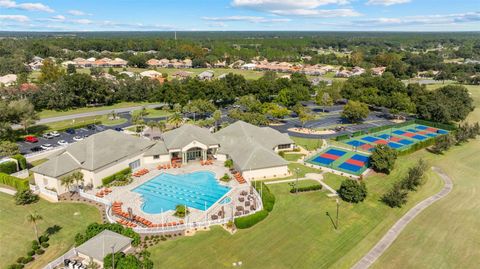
[351,167,453,269]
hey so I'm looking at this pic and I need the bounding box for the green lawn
[283,153,305,162]
[322,173,346,191]
[132,107,172,118]
[38,101,156,119]
[148,151,443,268]
[371,84,480,268]
[0,193,101,269]
[29,114,127,134]
[290,137,323,151]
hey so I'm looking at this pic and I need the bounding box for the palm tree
[27,212,43,243]
[60,175,74,195]
[168,112,183,128]
[71,171,84,191]
[131,113,145,134]
[213,110,222,131]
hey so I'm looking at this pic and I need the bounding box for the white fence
[79,190,112,206]
[39,187,59,202]
[43,247,77,269]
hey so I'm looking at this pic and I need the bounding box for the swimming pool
[133,171,230,214]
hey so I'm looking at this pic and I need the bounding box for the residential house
[0,74,17,86]
[198,70,214,80]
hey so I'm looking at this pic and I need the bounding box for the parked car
[57,140,68,146]
[114,127,124,132]
[66,128,75,135]
[83,134,90,138]
[24,135,38,143]
[50,131,60,137]
[30,146,43,152]
[40,144,53,150]
[73,136,83,141]
[42,133,54,139]
[87,124,97,130]
[96,126,104,131]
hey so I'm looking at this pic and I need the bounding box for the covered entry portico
[178,140,219,164]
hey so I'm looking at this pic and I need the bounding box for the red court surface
[346,159,365,166]
[374,140,388,144]
[426,127,438,132]
[360,144,374,150]
[321,153,340,160]
[418,131,428,135]
[403,132,415,137]
[390,137,402,142]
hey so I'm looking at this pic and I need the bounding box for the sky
[0,0,479,31]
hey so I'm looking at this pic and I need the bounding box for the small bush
[35,249,45,255]
[24,256,34,263]
[337,179,367,203]
[381,183,408,208]
[101,167,132,186]
[41,242,49,248]
[14,190,39,205]
[27,250,35,256]
[38,235,49,243]
[8,264,24,269]
[234,210,269,229]
[16,257,25,264]
[11,154,27,170]
[290,184,322,193]
[0,161,17,174]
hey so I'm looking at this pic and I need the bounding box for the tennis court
[307,147,370,176]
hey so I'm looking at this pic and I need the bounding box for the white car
[57,140,68,146]
[50,131,60,137]
[40,144,53,150]
[73,136,84,141]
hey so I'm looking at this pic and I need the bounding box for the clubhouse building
[32,121,294,196]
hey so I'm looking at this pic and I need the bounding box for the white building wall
[91,154,145,186]
[34,173,66,194]
[144,154,170,164]
[216,154,227,162]
[274,143,295,152]
[242,166,290,180]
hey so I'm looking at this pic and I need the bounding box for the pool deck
[93,160,256,224]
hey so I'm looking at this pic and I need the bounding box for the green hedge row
[101,167,132,186]
[352,130,366,137]
[398,136,438,156]
[254,182,275,212]
[414,119,456,131]
[0,161,17,174]
[0,172,29,190]
[290,184,322,193]
[336,134,349,141]
[12,154,27,170]
[234,210,269,229]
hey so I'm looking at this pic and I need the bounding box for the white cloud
[74,19,93,24]
[202,16,291,23]
[352,12,480,27]
[231,0,360,17]
[0,0,54,12]
[50,15,66,21]
[0,14,29,22]
[366,0,411,6]
[67,10,90,16]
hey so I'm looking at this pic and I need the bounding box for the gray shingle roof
[214,121,292,171]
[162,124,219,149]
[76,230,132,262]
[32,130,155,177]
[144,141,169,156]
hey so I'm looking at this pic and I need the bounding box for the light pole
[336,198,339,229]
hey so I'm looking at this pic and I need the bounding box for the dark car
[87,124,96,130]
[114,127,124,132]
[66,128,75,134]
[30,146,43,152]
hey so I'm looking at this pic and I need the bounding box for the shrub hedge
[234,210,269,229]
[414,119,456,131]
[254,182,275,212]
[0,161,18,174]
[351,130,366,137]
[11,154,27,170]
[290,184,322,193]
[0,172,29,190]
[101,167,132,186]
[335,134,349,141]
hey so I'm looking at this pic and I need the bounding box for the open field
[290,136,323,151]
[38,101,156,119]
[148,151,443,268]
[132,107,172,118]
[0,193,101,269]
[28,114,127,135]
[371,84,480,268]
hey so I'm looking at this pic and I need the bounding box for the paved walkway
[265,171,338,197]
[351,167,453,269]
[0,187,16,195]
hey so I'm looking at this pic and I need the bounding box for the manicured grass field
[132,107,172,118]
[282,153,305,162]
[322,173,346,191]
[38,101,156,119]
[0,193,101,269]
[34,114,127,132]
[290,136,323,151]
[147,152,443,268]
[371,84,480,268]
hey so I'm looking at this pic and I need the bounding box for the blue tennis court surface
[312,156,335,165]
[387,142,403,149]
[361,136,379,142]
[351,154,369,162]
[325,149,346,156]
[398,139,414,145]
[438,130,448,134]
[416,125,428,130]
[393,130,406,135]
[407,129,418,133]
[347,140,365,147]
[339,163,362,172]
[377,134,391,139]
[425,133,437,137]
[412,135,427,140]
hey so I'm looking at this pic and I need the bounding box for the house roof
[32,130,155,177]
[76,230,132,262]
[214,121,292,171]
[162,124,219,149]
[144,141,169,156]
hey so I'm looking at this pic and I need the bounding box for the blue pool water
[133,171,230,213]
